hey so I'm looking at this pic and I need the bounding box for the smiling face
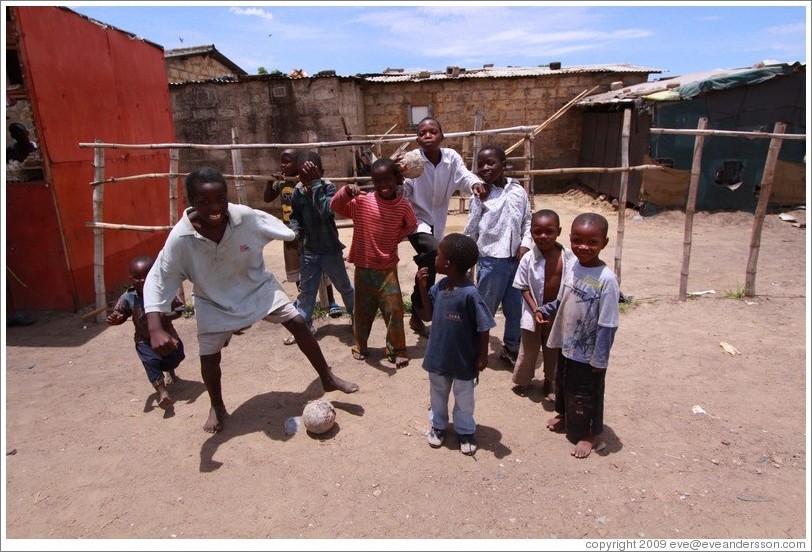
[371,163,398,200]
[189,180,229,229]
[477,148,505,186]
[531,214,562,253]
[569,221,609,267]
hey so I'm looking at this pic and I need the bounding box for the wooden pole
[678,117,708,301]
[92,141,107,323]
[168,148,180,224]
[375,123,398,158]
[523,133,535,210]
[614,108,632,286]
[505,86,599,155]
[167,147,185,305]
[471,111,483,172]
[341,116,358,183]
[745,121,786,297]
[231,128,247,205]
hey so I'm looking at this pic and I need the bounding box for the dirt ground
[3,190,808,546]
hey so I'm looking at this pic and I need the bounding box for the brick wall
[170,77,365,211]
[168,71,651,208]
[362,73,649,192]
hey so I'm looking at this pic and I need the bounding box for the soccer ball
[302,399,336,434]
[397,149,425,179]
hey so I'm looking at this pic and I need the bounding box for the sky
[56,1,809,80]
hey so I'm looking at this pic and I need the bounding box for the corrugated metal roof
[577,62,804,105]
[61,7,164,51]
[362,63,660,83]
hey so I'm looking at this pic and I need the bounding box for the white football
[301,399,336,434]
[397,149,425,179]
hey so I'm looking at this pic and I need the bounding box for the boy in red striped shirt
[331,158,417,368]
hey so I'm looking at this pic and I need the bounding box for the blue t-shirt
[422,278,496,380]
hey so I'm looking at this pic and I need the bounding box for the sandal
[328,303,343,318]
[387,355,409,368]
[283,335,296,346]
[352,350,367,361]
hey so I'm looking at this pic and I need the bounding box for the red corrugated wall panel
[12,7,179,311]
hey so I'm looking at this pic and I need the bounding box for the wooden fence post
[678,117,708,301]
[745,121,786,297]
[614,108,631,287]
[92,140,107,322]
[168,147,186,304]
[230,128,247,205]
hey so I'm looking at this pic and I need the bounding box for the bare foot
[164,372,176,386]
[352,350,367,361]
[204,405,228,433]
[321,370,359,394]
[571,436,602,458]
[546,414,564,432]
[394,356,409,369]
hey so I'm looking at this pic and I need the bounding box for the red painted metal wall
[9,7,179,311]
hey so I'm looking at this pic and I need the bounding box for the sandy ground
[3,190,808,547]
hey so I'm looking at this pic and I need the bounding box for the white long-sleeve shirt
[463,177,533,258]
[144,204,295,334]
[403,147,481,239]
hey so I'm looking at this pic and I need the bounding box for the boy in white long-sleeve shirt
[463,145,532,368]
[401,117,487,339]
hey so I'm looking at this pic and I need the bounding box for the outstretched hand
[345,184,365,198]
[472,182,490,200]
[299,161,320,186]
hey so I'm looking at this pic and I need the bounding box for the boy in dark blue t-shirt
[415,233,495,455]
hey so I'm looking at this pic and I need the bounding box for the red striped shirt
[331,187,417,269]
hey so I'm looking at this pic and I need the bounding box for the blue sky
[62,2,808,79]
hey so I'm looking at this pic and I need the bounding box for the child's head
[185,166,228,203]
[185,166,229,224]
[476,145,506,185]
[370,157,402,200]
[570,212,609,267]
[436,233,479,276]
[416,117,443,152]
[530,209,561,252]
[279,148,298,176]
[9,122,30,143]
[296,150,324,177]
[129,255,155,295]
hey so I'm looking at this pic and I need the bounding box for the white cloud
[229,7,274,21]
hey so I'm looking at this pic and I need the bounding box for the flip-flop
[283,335,296,346]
